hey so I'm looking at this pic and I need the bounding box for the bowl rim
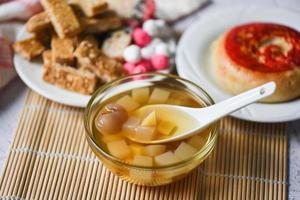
[84,72,219,170]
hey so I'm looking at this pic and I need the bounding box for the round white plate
[14,27,174,107]
[176,5,300,122]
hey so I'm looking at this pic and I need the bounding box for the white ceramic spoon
[129,82,276,144]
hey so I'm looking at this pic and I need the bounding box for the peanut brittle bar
[41,0,81,38]
[94,55,124,82]
[13,37,45,60]
[43,63,97,95]
[26,12,52,33]
[77,53,124,83]
[43,65,98,95]
[80,12,122,34]
[42,50,52,66]
[51,35,78,65]
[69,0,108,17]
[74,35,99,66]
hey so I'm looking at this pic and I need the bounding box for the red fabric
[0,37,13,69]
[0,0,12,4]
[18,0,42,14]
[143,0,155,21]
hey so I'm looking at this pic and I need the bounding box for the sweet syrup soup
[92,86,213,167]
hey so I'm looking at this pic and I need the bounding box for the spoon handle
[200,82,276,123]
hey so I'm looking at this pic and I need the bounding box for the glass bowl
[84,73,219,186]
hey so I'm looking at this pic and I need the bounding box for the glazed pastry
[212,23,300,102]
[102,30,131,59]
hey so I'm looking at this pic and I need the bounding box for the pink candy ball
[123,62,136,74]
[136,59,153,71]
[150,54,169,70]
[133,28,152,47]
[131,65,148,80]
[132,65,147,74]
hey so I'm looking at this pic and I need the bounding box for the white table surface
[1,0,300,199]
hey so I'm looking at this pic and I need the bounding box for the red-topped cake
[212,22,300,102]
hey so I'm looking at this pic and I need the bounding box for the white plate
[176,5,300,122]
[14,27,174,107]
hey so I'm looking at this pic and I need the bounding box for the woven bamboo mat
[0,90,287,200]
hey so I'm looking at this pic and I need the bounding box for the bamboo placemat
[0,90,287,200]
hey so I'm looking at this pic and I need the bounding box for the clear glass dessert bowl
[84,73,219,186]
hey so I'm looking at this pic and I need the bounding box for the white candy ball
[167,40,176,54]
[123,45,141,63]
[155,19,166,28]
[155,42,169,56]
[143,19,159,36]
[141,38,164,59]
[141,46,155,59]
[149,38,163,47]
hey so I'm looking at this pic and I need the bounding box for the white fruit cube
[129,168,153,182]
[157,120,176,135]
[141,111,157,126]
[154,151,180,166]
[148,88,170,104]
[144,145,166,156]
[102,133,124,143]
[132,155,153,167]
[166,98,183,106]
[124,158,133,165]
[129,144,144,155]
[107,140,131,159]
[186,135,206,149]
[132,87,150,104]
[129,155,153,182]
[122,117,140,134]
[174,142,197,160]
[135,126,156,141]
[167,93,193,106]
[116,95,140,112]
